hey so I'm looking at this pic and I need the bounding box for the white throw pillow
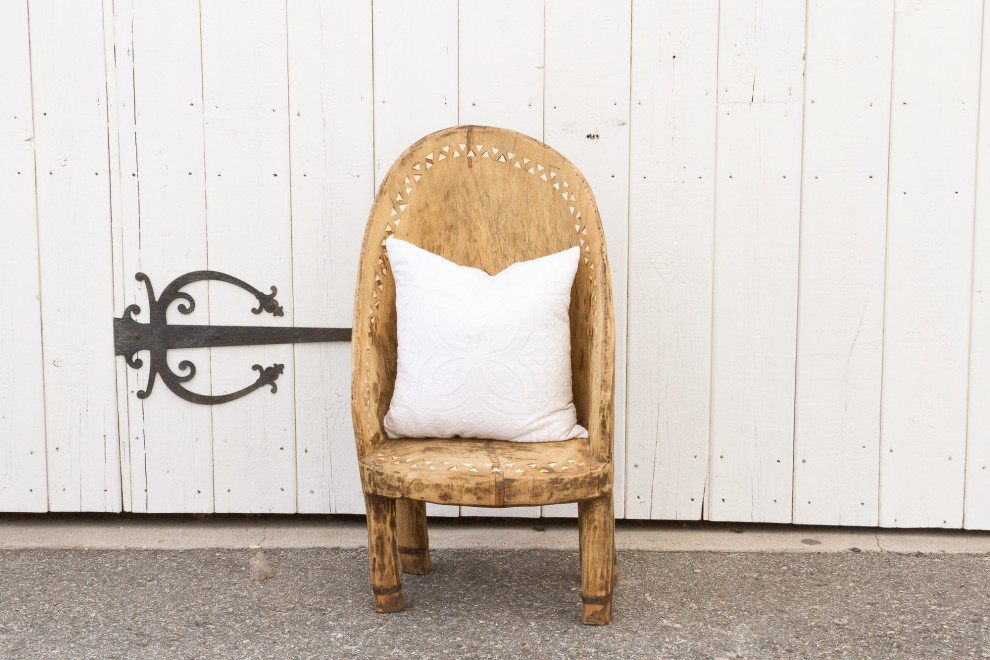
[383,237,588,442]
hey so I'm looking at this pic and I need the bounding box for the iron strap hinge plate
[113,270,350,405]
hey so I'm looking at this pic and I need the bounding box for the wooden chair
[351,125,616,625]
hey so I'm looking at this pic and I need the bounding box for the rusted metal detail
[397,545,428,556]
[113,270,350,405]
[371,584,402,596]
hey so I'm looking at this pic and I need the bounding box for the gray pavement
[1,544,989,659]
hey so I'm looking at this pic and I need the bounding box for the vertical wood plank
[792,0,893,527]
[0,0,48,512]
[879,0,983,528]
[543,0,630,519]
[708,0,805,523]
[966,0,990,531]
[29,0,121,512]
[112,0,215,512]
[458,0,543,135]
[458,0,545,519]
[625,0,718,521]
[287,0,373,515]
[103,0,132,513]
[202,0,296,513]
[373,0,459,517]
[373,0,459,189]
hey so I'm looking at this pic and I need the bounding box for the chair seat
[359,437,612,507]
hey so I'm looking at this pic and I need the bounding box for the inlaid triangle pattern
[368,143,599,340]
[371,452,592,476]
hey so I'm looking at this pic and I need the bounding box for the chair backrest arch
[351,125,614,461]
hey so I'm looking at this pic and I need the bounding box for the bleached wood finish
[707,0,804,523]
[625,0,718,521]
[0,0,47,512]
[966,0,990,531]
[879,0,983,528]
[372,0,457,190]
[542,0,629,520]
[30,0,121,512]
[201,0,296,513]
[5,2,990,529]
[372,0,459,517]
[458,0,543,133]
[103,0,133,515]
[792,0,893,527]
[287,0,373,515]
[112,0,215,513]
[352,126,616,622]
[457,0,545,519]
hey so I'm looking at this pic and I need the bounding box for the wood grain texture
[625,0,718,521]
[362,438,612,507]
[578,491,615,624]
[879,0,983,528]
[792,0,893,527]
[457,0,545,519]
[352,126,615,484]
[352,126,616,620]
[966,0,990,531]
[364,492,403,612]
[396,498,431,574]
[201,0,296,512]
[287,0,373,515]
[0,0,48,512]
[351,126,615,624]
[708,0,805,523]
[543,0,629,520]
[30,0,121,512]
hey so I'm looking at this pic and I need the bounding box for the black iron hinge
[113,270,350,405]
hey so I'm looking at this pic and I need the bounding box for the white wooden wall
[1,0,989,529]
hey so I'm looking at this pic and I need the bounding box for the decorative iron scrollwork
[113,270,350,405]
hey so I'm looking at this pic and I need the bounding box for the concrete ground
[1,516,989,659]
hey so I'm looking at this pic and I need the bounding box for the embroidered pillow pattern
[383,238,588,443]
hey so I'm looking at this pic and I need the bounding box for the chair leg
[578,492,615,625]
[396,499,432,574]
[364,493,404,613]
[613,532,619,589]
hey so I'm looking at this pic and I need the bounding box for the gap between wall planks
[103,0,133,516]
[0,0,48,512]
[965,0,990,531]
[791,0,893,527]
[879,0,984,528]
[30,0,122,512]
[286,0,373,515]
[625,0,718,521]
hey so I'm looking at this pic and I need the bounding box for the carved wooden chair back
[351,125,616,624]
